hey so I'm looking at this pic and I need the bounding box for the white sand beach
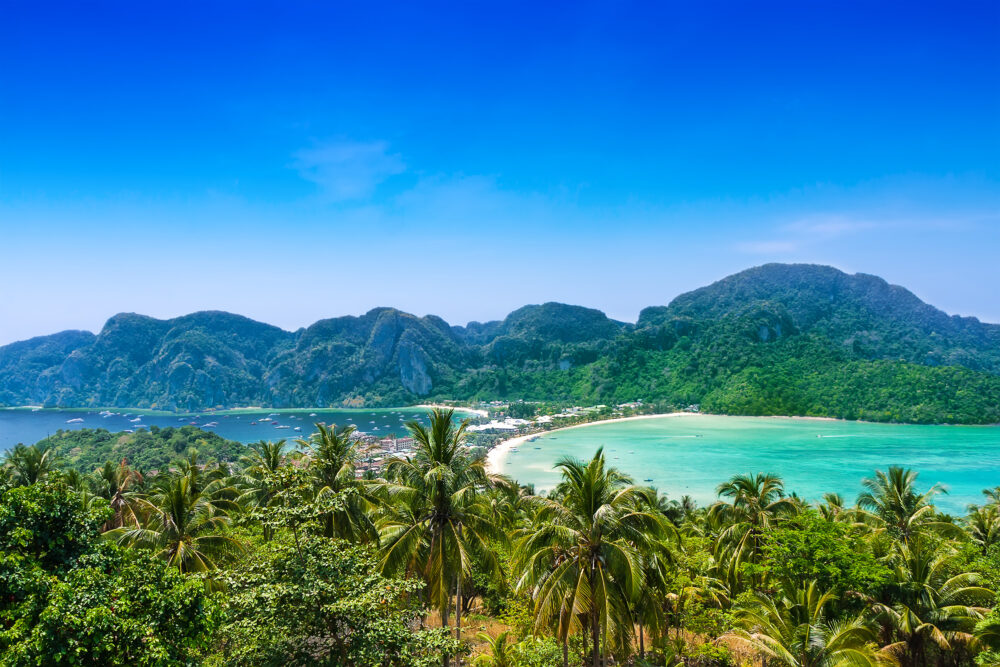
[416,403,489,418]
[485,412,704,473]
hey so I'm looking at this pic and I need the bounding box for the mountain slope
[1,264,998,423]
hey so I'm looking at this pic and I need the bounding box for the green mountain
[2,264,999,423]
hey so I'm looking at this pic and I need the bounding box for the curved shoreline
[486,412,705,473]
[483,410,991,474]
[413,403,489,418]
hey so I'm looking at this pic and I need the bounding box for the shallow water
[495,415,1000,514]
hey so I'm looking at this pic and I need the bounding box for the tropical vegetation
[1,408,998,665]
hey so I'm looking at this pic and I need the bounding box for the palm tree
[870,537,994,666]
[298,423,376,543]
[856,467,953,543]
[3,443,57,486]
[376,409,505,667]
[472,631,515,667]
[966,504,1000,556]
[726,579,889,666]
[709,472,796,585]
[236,440,291,540]
[95,458,144,531]
[513,448,673,666]
[108,473,243,572]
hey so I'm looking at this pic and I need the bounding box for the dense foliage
[1,409,997,666]
[3,264,1000,423]
[33,425,246,472]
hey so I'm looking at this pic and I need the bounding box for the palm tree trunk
[455,523,463,666]
[591,609,601,667]
[639,620,645,658]
[442,592,450,667]
[441,534,450,667]
[562,632,569,667]
[456,524,463,641]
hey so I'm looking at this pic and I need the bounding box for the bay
[494,414,1000,514]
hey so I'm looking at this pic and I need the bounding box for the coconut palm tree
[966,505,1000,556]
[375,409,505,667]
[3,443,57,486]
[236,440,292,540]
[870,537,994,666]
[108,473,243,572]
[726,579,889,666]
[298,423,377,543]
[709,472,797,585]
[856,467,955,543]
[95,458,144,531]
[513,448,672,666]
[472,631,515,667]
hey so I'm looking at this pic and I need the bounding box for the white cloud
[292,140,405,202]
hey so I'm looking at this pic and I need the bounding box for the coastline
[486,412,704,473]
[482,411,921,474]
[415,403,489,418]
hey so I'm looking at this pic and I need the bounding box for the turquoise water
[0,407,476,453]
[495,415,1000,514]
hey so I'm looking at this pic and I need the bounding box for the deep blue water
[0,407,465,451]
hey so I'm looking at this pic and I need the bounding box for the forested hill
[2,264,999,423]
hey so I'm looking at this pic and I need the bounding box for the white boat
[309,413,317,417]
[130,417,142,423]
[294,427,302,431]
[66,417,84,423]
[275,425,290,430]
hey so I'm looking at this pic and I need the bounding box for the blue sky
[1,1,998,344]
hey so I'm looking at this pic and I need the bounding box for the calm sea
[495,414,1000,514]
[0,407,468,452]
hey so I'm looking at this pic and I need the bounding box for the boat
[294,427,302,431]
[250,421,258,425]
[275,425,290,430]
[66,417,84,423]
[309,413,317,417]
[644,478,654,482]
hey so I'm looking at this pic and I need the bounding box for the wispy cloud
[735,239,801,253]
[737,215,878,254]
[292,140,404,202]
